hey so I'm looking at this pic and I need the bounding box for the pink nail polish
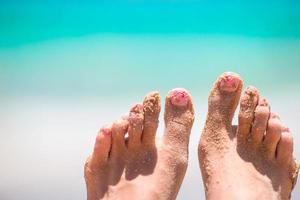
[170,88,189,107]
[219,73,240,92]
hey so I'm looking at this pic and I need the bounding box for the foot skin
[85,89,194,200]
[198,72,299,200]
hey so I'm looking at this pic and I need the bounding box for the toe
[142,91,161,145]
[237,86,259,142]
[251,98,270,146]
[110,118,129,159]
[163,88,194,148]
[206,72,243,131]
[263,113,282,160]
[276,128,293,165]
[128,104,144,149]
[89,126,112,168]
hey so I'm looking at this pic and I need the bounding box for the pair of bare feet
[84,72,299,200]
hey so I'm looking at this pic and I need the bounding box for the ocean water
[1,1,300,200]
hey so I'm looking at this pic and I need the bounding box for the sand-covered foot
[198,72,299,200]
[85,89,194,200]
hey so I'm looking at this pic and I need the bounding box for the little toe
[276,128,293,165]
[128,104,144,149]
[206,72,243,131]
[110,118,129,159]
[163,88,194,149]
[142,91,161,145]
[89,126,112,168]
[263,113,283,160]
[251,98,270,146]
[237,86,259,143]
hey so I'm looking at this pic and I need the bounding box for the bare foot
[198,72,299,200]
[85,89,194,200]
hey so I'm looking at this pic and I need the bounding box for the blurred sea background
[1,0,300,199]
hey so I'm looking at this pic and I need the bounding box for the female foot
[198,72,299,200]
[85,89,194,200]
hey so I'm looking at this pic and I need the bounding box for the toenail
[170,88,189,107]
[101,127,111,136]
[219,73,240,92]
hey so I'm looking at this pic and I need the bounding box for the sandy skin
[198,72,299,200]
[84,89,194,200]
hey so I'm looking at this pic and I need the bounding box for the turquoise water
[1,35,300,100]
[1,1,300,99]
[1,1,300,200]
[1,1,300,47]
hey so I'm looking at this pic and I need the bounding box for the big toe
[205,72,243,133]
[163,88,194,149]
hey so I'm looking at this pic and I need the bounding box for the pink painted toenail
[219,73,240,92]
[170,88,189,107]
[101,127,111,136]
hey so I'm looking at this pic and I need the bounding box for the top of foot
[85,88,194,200]
[199,72,299,200]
